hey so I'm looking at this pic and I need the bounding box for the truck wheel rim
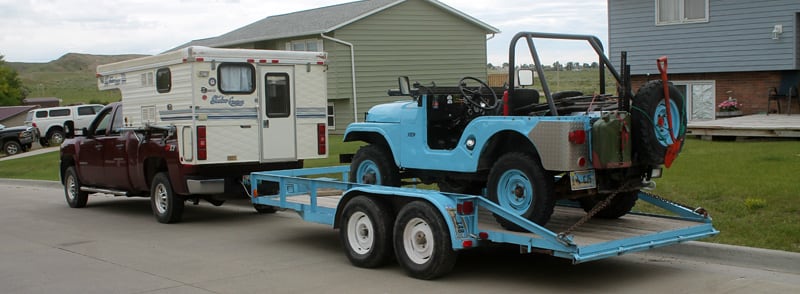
[356,160,380,184]
[155,184,169,214]
[6,144,18,154]
[497,169,533,215]
[403,217,433,265]
[51,133,64,145]
[66,175,77,201]
[653,99,682,147]
[346,211,374,255]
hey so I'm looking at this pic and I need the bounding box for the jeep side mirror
[517,69,535,87]
[398,76,411,96]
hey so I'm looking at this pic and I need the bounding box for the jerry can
[591,111,632,169]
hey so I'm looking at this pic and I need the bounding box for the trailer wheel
[340,196,394,268]
[487,152,555,230]
[64,166,88,208]
[578,191,638,219]
[350,144,400,186]
[393,201,457,280]
[151,172,184,224]
[632,80,687,165]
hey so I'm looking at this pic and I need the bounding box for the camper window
[265,73,290,118]
[156,68,171,93]
[219,63,255,94]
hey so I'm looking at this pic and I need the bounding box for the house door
[259,66,296,162]
[673,81,716,121]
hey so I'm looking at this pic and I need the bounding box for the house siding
[609,0,800,75]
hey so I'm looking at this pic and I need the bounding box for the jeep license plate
[570,170,596,191]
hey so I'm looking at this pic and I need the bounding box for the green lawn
[1,136,797,253]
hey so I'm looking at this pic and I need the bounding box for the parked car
[0,124,35,156]
[25,104,103,146]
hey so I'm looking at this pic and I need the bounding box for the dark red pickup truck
[59,102,297,223]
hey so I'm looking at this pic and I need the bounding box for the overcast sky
[0,0,608,66]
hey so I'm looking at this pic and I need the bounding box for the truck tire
[3,141,21,155]
[253,204,278,214]
[350,144,400,186]
[63,166,89,208]
[150,172,184,224]
[631,81,687,165]
[487,152,555,230]
[48,129,66,146]
[393,201,457,280]
[340,196,394,268]
[578,191,638,219]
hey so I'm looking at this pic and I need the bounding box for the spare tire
[631,80,687,165]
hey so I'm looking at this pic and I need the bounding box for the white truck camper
[96,46,329,165]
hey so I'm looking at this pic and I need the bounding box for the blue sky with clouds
[0,0,608,65]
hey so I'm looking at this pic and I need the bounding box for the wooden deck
[687,114,800,140]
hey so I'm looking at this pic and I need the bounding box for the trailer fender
[335,187,470,250]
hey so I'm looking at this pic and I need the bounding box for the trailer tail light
[197,126,207,160]
[568,130,586,144]
[457,201,474,215]
[317,123,327,155]
[462,240,473,248]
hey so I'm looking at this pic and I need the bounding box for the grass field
[1,136,797,253]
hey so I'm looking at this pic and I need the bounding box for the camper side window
[156,68,171,93]
[265,73,290,118]
[219,63,255,94]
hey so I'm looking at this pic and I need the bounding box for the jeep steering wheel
[458,76,499,110]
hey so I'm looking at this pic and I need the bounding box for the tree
[0,55,26,106]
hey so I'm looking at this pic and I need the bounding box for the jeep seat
[509,88,540,115]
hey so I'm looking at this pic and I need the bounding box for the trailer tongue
[249,166,717,278]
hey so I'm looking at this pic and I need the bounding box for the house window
[672,80,716,121]
[156,68,171,93]
[656,0,708,25]
[327,102,335,130]
[218,63,255,94]
[286,39,323,52]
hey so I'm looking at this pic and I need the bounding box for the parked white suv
[25,104,103,146]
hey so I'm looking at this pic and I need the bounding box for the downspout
[321,33,358,123]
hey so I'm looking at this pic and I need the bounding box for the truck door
[258,66,296,162]
[77,107,113,186]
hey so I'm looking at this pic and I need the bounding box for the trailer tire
[487,152,555,230]
[350,144,400,186]
[340,196,394,268]
[150,172,184,224]
[578,191,638,219]
[64,166,88,208]
[632,81,687,165]
[393,201,457,280]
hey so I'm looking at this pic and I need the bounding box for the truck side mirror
[398,76,411,96]
[517,69,535,87]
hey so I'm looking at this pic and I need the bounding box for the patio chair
[767,71,798,115]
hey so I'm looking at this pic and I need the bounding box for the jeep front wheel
[350,144,400,186]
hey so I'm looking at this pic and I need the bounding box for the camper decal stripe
[159,108,258,121]
[296,107,326,118]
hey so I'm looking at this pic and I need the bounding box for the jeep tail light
[317,123,327,155]
[197,126,207,160]
[568,130,586,145]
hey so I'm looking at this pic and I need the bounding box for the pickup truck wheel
[393,201,457,280]
[3,141,21,155]
[578,191,639,219]
[632,80,687,165]
[150,172,184,224]
[487,152,555,230]
[340,196,394,268]
[64,166,88,208]
[350,145,400,186]
[39,138,50,147]
[48,129,66,146]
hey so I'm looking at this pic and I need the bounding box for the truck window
[92,109,113,136]
[156,68,171,93]
[265,73,290,118]
[219,63,255,94]
[50,109,70,117]
[35,111,47,118]
[78,106,97,116]
[109,108,124,136]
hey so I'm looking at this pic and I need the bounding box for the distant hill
[8,53,148,105]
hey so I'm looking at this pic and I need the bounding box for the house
[608,0,799,120]
[174,0,499,132]
[23,97,61,108]
[0,105,38,127]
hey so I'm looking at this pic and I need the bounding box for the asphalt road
[1,182,798,294]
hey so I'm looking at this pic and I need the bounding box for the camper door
[259,66,296,162]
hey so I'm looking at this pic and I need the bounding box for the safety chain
[557,186,625,241]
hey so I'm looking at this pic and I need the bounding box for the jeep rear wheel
[578,191,638,219]
[487,152,555,230]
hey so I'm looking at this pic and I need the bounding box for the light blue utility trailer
[250,165,717,280]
